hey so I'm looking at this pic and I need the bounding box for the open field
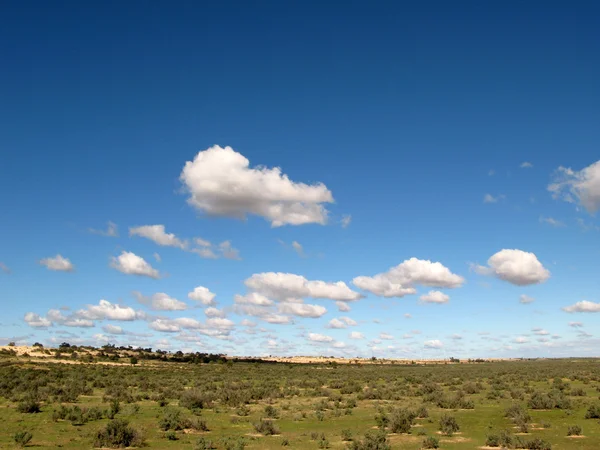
[1,346,600,449]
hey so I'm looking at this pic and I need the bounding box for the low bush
[422,436,439,448]
[346,430,391,450]
[253,418,280,435]
[567,425,582,436]
[439,414,459,436]
[13,431,33,447]
[17,398,41,414]
[585,404,600,419]
[93,419,144,448]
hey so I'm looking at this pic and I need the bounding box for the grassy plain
[1,348,599,449]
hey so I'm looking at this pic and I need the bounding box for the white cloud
[241,319,256,327]
[0,262,11,274]
[336,301,351,312]
[341,214,352,228]
[548,160,600,213]
[110,251,160,279]
[133,291,187,311]
[245,272,361,302]
[102,324,124,335]
[514,336,529,344]
[484,194,505,203]
[149,316,234,336]
[569,321,583,328]
[308,333,334,343]
[353,258,463,297]
[332,341,346,348]
[153,252,161,262]
[519,294,535,304]
[349,331,364,340]
[205,307,226,318]
[24,312,51,328]
[218,240,241,260]
[180,145,334,226]
[424,339,443,349]
[277,302,326,318]
[532,328,549,336]
[450,334,462,340]
[562,300,600,313]
[188,286,217,306]
[473,249,550,286]
[291,241,304,257]
[380,333,394,340]
[419,290,449,304]
[520,162,533,168]
[89,221,118,237]
[404,313,412,319]
[328,316,357,329]
[234,293,274,306]
[39,254,74,272]
[77,300,137,321]
[130,224,187,249]
[47,309,94,327]
[539,217,565,227]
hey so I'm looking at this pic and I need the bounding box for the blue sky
[1,1,599,358]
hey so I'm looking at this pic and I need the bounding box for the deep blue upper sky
[1,1,599,357]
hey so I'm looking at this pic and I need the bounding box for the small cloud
[483,194,505,203]
[520,162,533,169]
[336,301,351,312]
[130,224,187,249]
[488,169,495,176]
[0,262,10,274]
[349,331,364,340]
[110,251,159,279]
[89,221,118,237]
[404,313,412,319]
[341,214,352,228]
[514,336,529,344]
[379,333,394,340]
[424,339,443,349]
[39,254,74,272]
[562,300,600,313]
[419,290,449,304]
[539,217,565,227]
[568,321,583,328]
[308,333,334,343]
[519,294,535,304]
[188,286,217,306]
[153,252,161,262]
[291,241,304,257]
[218,241,241,260]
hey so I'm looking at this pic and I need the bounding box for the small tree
[130,356,138,365]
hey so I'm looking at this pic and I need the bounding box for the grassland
[1,345,599,449]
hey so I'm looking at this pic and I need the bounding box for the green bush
[13,431,33,447]
[388,408,416,433]
[17,398,41,414]
[422,436,439,449]
[567,425,582,436]
[585,404,600,419]
[195,437,216,449]
[253,418,280,435]
[93,419,144,448]
[439,414,459,436]
[341,429,353,441]
[346,430,391,450]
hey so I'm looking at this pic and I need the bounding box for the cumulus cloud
[133,291,187,311]
[77,300,137,321]
[89,221,118,237]
[569,321,583,328]
[328,317,357,329]
[234,293,274,306]
[380,333,394,340]
[180,145,334,227]
[24,312,51,328]
[424,339,443,349]
[277,302,326,318]
[245,272,361,302]
[349,331,364,339]
[473,249,550,286]
[419,290,449,304]
[520,162,533,168]
[39,254,74,272]
[532,328,549,335]
[548,160,600,213]
[336,301,351,312]
[353,258,463,297]
[562,301,600,313]
[519,294,535,304]
[130,224,187,249]
[514,336,529,344]
[110,251,160,279]
[47,309,94,327]
[205,307,226,318]
[188,286,217,306]
[102,324,124,335]
[308,333,334,343]
[218,240,241,260]
[149,316,234,337]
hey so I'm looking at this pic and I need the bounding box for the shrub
[318,436,329,448]
[159,408,190,431]
[253,418,279,435]
[166,431,178,440]
[439,414,459,436]
[281,438,289,446]
[567,425,582,436]
[236,405,250,416]
[13,431,33,447]
[422,436,439,449]
[416,405,428,418]
[525,438,552,450]
[93,419,144,448]
[180,389,210,412]
[388,408,416,433]
[486,430,515,448]
[195,437,216,450]
[346,430,391,450]
[17,398,41,414]
[341,429,353,441]
[585,404,600,419]
[264,405,279,418]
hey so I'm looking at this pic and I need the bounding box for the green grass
[1,357,600,449]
